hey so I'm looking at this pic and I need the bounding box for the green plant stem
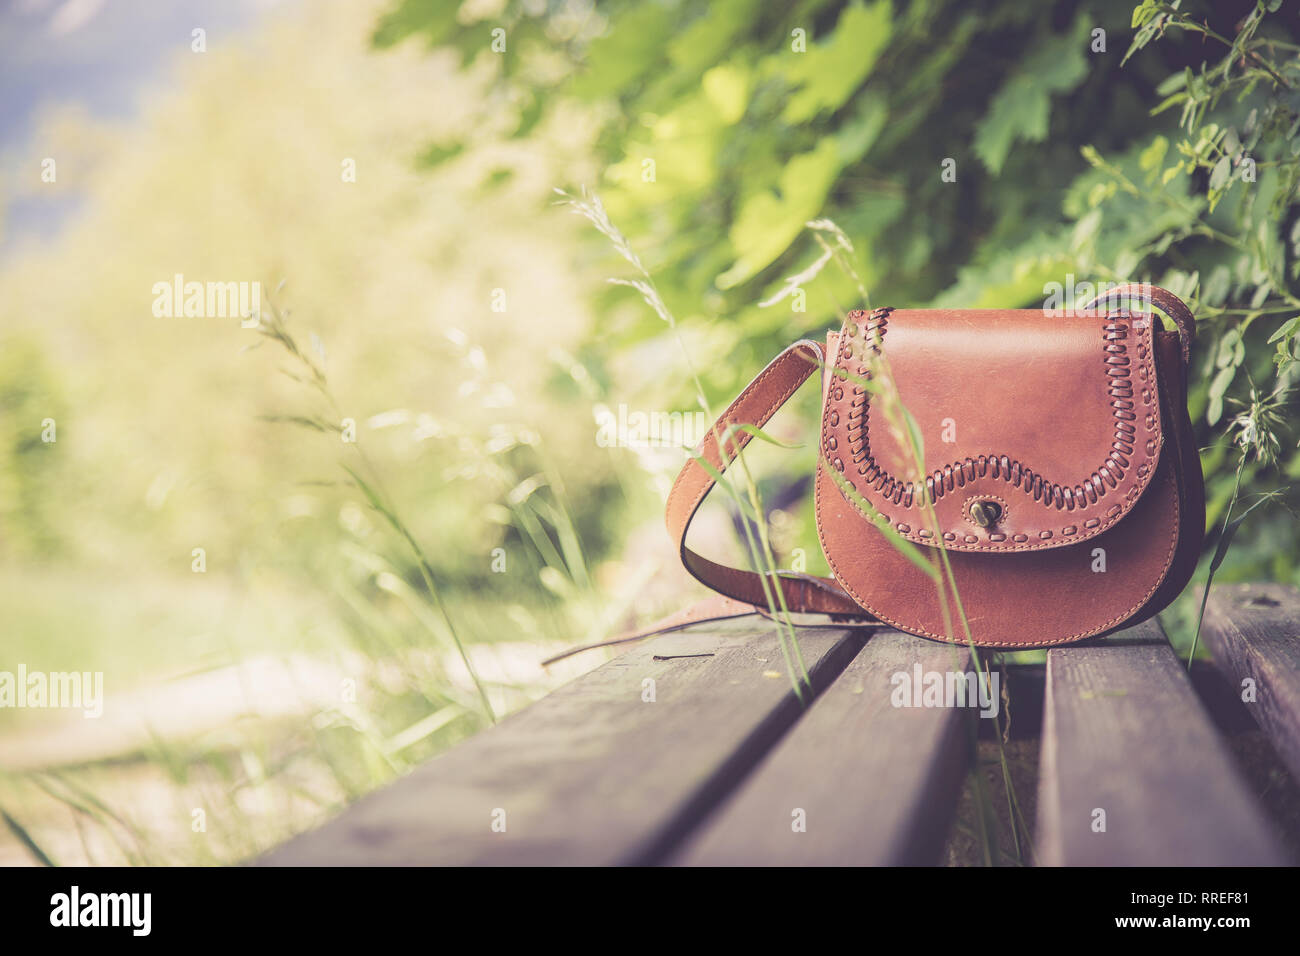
[1188,456,1245,669]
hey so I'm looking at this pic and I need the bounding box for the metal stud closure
[969,500,1003,528]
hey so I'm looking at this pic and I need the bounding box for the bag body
[664,284,1205,649]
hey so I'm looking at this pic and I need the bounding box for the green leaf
[835,94,888,165]
[1201,265,1231,306]
[1266,316,1300,345]
[1155,70,1189,96]
[1132,0,1157,29]
[1209,154,1232,191]
[1150,92,1189,116]
[570,3,677,99]
[717,138,842,289]
[686,451,760,522]
[701,63,751,125]
[666,0,763,77]
[1139,135,1168,171]
[975,18,1090,173]
[901,406,925,467]
[721,422,803,450]
[1206,364,1236,426]
[781,1,894,124]
[1208,494,1272,575]
[1114,248,1140,279]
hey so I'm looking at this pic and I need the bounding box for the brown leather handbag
[664,283,1205,648]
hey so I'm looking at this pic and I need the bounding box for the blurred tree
[0,336,63,556]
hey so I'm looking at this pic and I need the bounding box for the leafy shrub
[378,0,1300,582]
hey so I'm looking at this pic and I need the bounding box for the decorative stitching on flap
[814,463,1182,646]
[822,308,1164,543]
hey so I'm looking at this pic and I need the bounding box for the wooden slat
[1202,582,1300,784]
[259,620,864,866]
[674,630,973,865]
[1037,617,1285,866]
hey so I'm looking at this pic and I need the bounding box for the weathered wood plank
[673,630,974,865]
[259,620,864,866]
[1037,617,1285,866]
[1202,583,1300,785]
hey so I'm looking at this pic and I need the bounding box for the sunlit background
[1,0,1297,864]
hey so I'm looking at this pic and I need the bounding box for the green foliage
[378,0,1300,585]
[974,16,1091,174]
[781,1,893,123]
[0,337,63,556]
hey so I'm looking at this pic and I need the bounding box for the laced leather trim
[823,307,1163,544]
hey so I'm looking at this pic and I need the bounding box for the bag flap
[821,307,1166,552]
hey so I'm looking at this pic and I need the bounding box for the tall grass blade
[1,807,56,867]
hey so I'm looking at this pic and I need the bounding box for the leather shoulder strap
[664,338,862,615]
[1081,283,1196,364]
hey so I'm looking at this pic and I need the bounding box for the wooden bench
[259,584,1300,866]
